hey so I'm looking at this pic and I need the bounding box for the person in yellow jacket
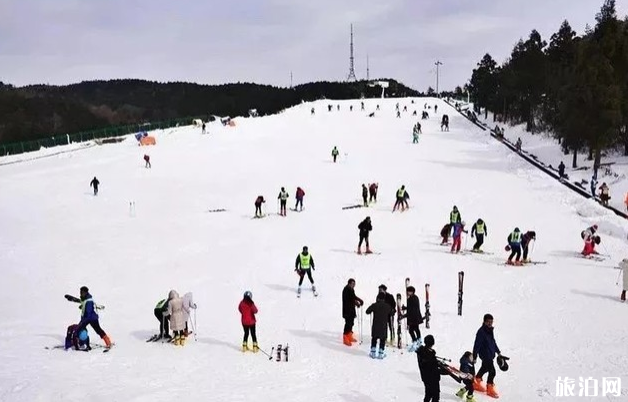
[295,246,316,296]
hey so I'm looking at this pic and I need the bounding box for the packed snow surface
[1,98,627,401]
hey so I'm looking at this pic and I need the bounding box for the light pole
[435,61,442,97]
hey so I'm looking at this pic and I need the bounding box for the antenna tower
[347,24,357,81]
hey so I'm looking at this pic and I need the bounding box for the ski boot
[407,338,421,352]
[455,388,467,398]
[466,395,477,402]
[365,246,373,254]
[102,335,112,349]
[252,342,259,353]
[173,335,181,346]
[349,332,358,343]
[486,384,499,398]
[369,347,377,359]
[179,336,186,346]
[473,377,487,392]
[242,342,249,352]
[377,348,386,359]
[297,286,302,296]
[514,260,523,266]
[621,290,626,302]
[357,247,362,255]
[343,333,352,346]
[505,260,514,266]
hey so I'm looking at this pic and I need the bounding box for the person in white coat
[167,290,188,346]
[619,259,628,301]
[182,292,197,337]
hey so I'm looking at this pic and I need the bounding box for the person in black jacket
[402,286,423,351]
[342,278,364,346]
[455,351,476,401]
[417,335,450,402]
[90,177,100,196]
[361,184,368,207]
[365,293,392,359]
[472,314,502,398]
[358,216,373,254]
[376,285,396,344]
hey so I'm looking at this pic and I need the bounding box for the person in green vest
[506,228,522,265]
[450,206,462,236]
[332,146,340,163]
[393,185,410,212]
[295,246,316,295]
[153,292,175,340]
[471,219,488,252]
[277,187,289,216]
[412,122,421,144]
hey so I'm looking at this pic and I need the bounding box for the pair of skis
[275,344,289,362]
[297,286,318,298]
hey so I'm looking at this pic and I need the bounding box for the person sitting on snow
[65,324,91,351]
[582,234,601,257]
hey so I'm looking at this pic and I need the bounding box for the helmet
[505,245,511,251]
[461,221,466,226]
[243,291,253,299]
[496,355,510,371]
[78,330,88,341]
[514,227,520,232]
[593,224,598,230]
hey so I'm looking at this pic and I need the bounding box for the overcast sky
[1,0,626,91]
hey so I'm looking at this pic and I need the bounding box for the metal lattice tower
[347,24,357,81]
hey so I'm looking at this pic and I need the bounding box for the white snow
[1,98,627,401]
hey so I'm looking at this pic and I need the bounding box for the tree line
[0,79,419,145]
[468,0,627,171]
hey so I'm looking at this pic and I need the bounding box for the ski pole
[616,269,623,285]
[194,308,198,341]
[258,346,274,360]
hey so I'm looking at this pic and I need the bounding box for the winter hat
[407,286,416,293]
[244,290,253,299]
[378,284,387,291]
[80,286,89,293]
[424,335,435,347]
[78,329,88,341]
[496,355,510,371]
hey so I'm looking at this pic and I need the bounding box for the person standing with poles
[342,278,364,346]
[401,285,423,352]
[365,293,392,359]
[277,187,289,216]
[295,246,316,296]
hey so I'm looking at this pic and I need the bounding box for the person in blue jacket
[64,324,91,351]
[76,286,112,349]
[472,314,502,398]
[506,227,522,265]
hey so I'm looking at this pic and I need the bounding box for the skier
[401,285,423,351]
[450,206,462,227]
[153,293,173,341]
[89,177,100,196]
[471,219,487,252]
[403,105,408,112]
[182,292,197,337]
[472,313,502,398]
[451,221,468,254]
[434,104,438,114]
[311,107,315,115]
[397,110,401,118]
[368,183,378,203]
[238,290,259,352]
[505,228,522,265]
[361,101,365,111]
[277,187,289,216]
[362,184,369,207]
[393,185,409,212]
[342,278,364,346]
[521,231,536,263]
[441,115,449,131]
[76,286,112,349]
[413,124,420,144]
[144,154,151,168]
[254,195,265,218]
[515,138,522,152]
[455,351,477,402]
[202,122,206,133]
[619,258,628,301]
[295,246,316,295]
[558,161,565,179]
[295,187,305,211]
[581,225,599,257]
[332,146,339,163]
[167,290,188,346]
[365,293,392,359]
[357,216,373,254]
[599,182,610,206]
[440,223,452,245]
[64,324,90,351]
[417,335,450,402]
[350,105,353,112]
[376,285,397,345]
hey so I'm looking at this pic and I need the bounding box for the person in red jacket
[295,187,305,211]
[238,291,259,352]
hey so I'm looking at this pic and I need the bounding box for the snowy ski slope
[1,98,627,401]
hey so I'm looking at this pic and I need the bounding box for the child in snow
[254,196,265,218]
[365,293,392,359]
[619,259,628,301]
[456,352,476,402]
[238,291,258,352]
[440,223,451,245]
[65,324,90,351]
[295,187,305,211]
[451,221,468,253]
[506,228,522,265]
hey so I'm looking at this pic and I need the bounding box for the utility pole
[435,61,442,97]
[366,54,370,81]
[290,71,293,89]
